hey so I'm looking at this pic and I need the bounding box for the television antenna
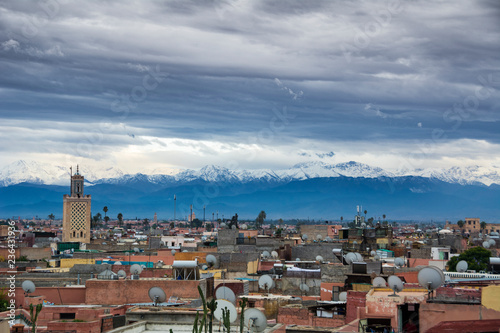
[372,277,386,288]
[216,286,236,305]
[244,308,267,333]
[388,275,404,297]
[214,300,237,323]
[258,274,273,293]
[148,287,166,306]
[22,280,36,294]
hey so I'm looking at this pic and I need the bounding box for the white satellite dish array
[244,308,268,333]
[22,280,36,294]
[387,275,404,297]
[344,252,364,264]
[258,274,274,293]
[148,286,166,306]
[418,266,445,296]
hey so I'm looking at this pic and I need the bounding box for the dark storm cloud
[0,0,498,169]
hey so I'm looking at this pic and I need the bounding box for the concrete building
[62,166,91,243]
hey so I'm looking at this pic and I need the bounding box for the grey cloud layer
[0,0,499,166]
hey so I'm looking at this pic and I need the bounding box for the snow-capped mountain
[0,159,499,187]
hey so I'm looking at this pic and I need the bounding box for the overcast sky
[1,0,499,173]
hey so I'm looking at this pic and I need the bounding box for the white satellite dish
[299,283,310,292]
[271,251,279,259]
[345,252,357,264]
[202,265,208,270]
[295,258,301,261]
[261,251,270,260]
[117,270,127,278]
[214,300,237,323]
[325,236,332,242]
[388,276,403,296]
[488,239,495,246]
[316,255,324,263]
[374,255,380,261]
[171,249,176,256]
[113,261,122,265]
[394,258,405,268]
[244,308,267,332]
[216,286,236,305]
[483,241,490,248]
[240,224,248,230]
[354,252,363,262]
[316,234,323,241]
[373,277,386,288]
[206,254,217,267]
[133,247,140,253]
[148,287,166,306]
[370,250,376,256]
[130,264,143,275]
[418,266,444,291]
[456,260,468,272]
[339,291,347,302]
[258,275,273,291]
[22,280,36,294]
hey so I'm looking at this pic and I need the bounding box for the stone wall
[321,264,349,283]
[277,306,345,328]
[292,243,343,262]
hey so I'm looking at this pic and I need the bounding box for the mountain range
[1,160,499,221]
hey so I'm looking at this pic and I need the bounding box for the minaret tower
[62,165,92,243]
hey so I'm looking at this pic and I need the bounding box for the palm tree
[382,214,386,222]
[117,213,123,226]
[480,221,487,232]
[103,206,108,220]
[457,220,464,232]
[364,210,367,219]
[256,211,266,229]
[340,216,343,224]
[48,213,55,221]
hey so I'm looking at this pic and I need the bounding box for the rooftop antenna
[388,275,404,297]
[148,287,166,306]
[243,308,267,333]
[174,194,176,220]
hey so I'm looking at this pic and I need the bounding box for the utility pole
[174,194,176,220]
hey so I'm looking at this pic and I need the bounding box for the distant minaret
[62,166,92,243]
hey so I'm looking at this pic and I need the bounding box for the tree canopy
[447,246,491,272]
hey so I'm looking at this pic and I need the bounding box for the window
[60,313,76,320]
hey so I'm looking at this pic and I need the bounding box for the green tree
[169,221,175,229]
[205,222,212,232]
[0,288,9,312]
[447,247,491,272]
[104,216,110,224]
[382,214,386,222]
[457,220,464,229]
[256,211,266,229]
[29,302,43,333]
[480,221,487,231]
[48,213,55,221]
[103,206,108,220]
[142,218,150,228]
[364,210,367,219]
[117,213,123,226]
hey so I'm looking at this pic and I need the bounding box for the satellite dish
[374,255,380,261]
[345,252,357,264]
[133,247,140,253]
[295,258,301,261]
[202,265,208,270]
[148,287,166,306]
[241,224,248,230]
[258,275,273,291]
[261,251,270,260]
[206,254,217,267]
[214,300,237,323]
[299,283,310,292]
[339,291,347,302]
[244,308,267,332]
[216,286,236,304]
[114,261,122,265]
[488,239,495,246]
[354,252,363,262]
[130,264,143,275]
[220,222,227,229]
[373,277,386,287]
[418,266,444,291]
[271,251,279,259]
[53,237,60,242]
[316,234,322,241]
[456,260,468,272]
[395,258,405,268]
[33,245,38,248]
[483,241,490,248]
[388,276,404,296]
[117,270,127,278]
[370,250,376,256]
[171,249,176,256]
[302,234,308,241]
[316,255,324,263]
[49,237,53,241]
[22,280,36,294]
